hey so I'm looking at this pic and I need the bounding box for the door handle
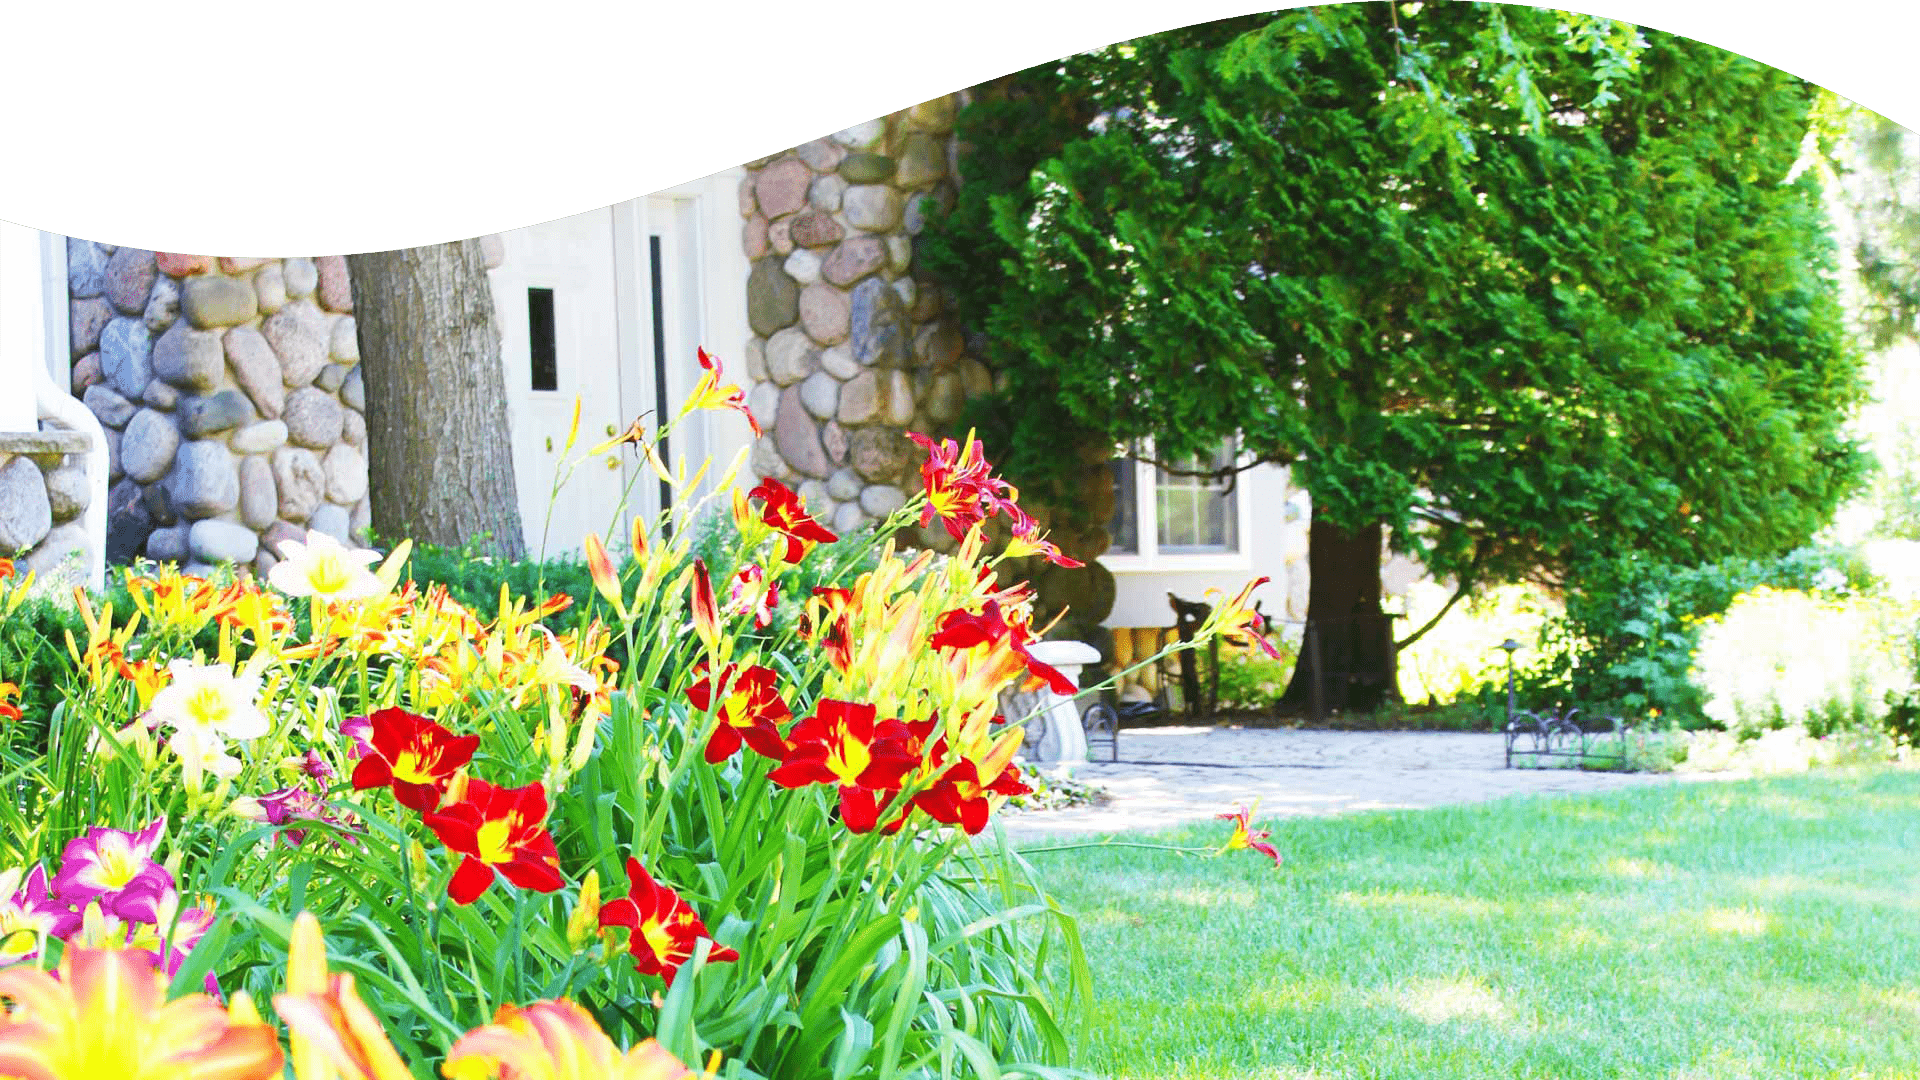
[605,424,617,437]
[545,436,553,452]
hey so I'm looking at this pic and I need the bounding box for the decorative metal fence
[1505,707,1628,770]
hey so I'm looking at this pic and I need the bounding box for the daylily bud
[583,533,625,617]
[690,559,721,655]
[407,839,433,896]
[566,869,601,950]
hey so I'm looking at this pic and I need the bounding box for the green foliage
[1691,586,1915,739]
[1210,644,1300,712]
[924,5,1867,600]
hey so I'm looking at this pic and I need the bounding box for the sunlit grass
[1025,769,1920,1079]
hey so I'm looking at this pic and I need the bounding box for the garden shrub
[1211,641,1299,713]
[1689,586,1916,739]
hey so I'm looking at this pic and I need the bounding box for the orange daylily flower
[274,912,414,1080]
[0,681,19,724]
[1218,801,1282,866]
[1206,577,1282,660]
[0,946,283,1079]
[680,347,761,437]
[444,1000,711,1080]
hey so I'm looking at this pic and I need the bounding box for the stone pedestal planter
[1000,639,1100,775]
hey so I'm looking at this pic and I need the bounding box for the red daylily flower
[599,857,739,986]
[348,707,480,812]
[1213,578,1282,660]
[748,478,838,563]
[684,663,791,763]
[913,757,1032,835]
[766,700,919,833]
[929,601,1077,696]
[907,431,1000,540]
[421,779,566,904]
[797,586,856,672]
[1218,802,1282,866]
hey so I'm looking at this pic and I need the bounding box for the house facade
[7,88,1431,668]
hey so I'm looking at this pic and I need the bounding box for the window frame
[1100,437,1255,573]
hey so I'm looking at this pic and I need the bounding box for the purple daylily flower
[341,714,374,761]
[298,748,335,784]
[50,817,174,924]
[0,865,66,966]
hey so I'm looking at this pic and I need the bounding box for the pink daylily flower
[0,866,65,966]
[50,818,174,924]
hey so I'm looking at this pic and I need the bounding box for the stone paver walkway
[1004,727,1705,837]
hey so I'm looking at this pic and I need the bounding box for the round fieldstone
[68,239,107,299]
[784,248,823,285]
[283,388,344,449]
[859,484,908,518]
[823,420,848,464]
[315,364,348,393]
[754,159,812,218]
[43,466,89,523]
[850,278,910,367]
[323,444,367,504]
[747,258,800,337]
[479,234,506,269]
[143,275,180,334]
[150,320,223,392]
[70,298,114,359]
[232,420,288,454]
[828,467,864,500]
[822,237,886,288]
[308,503,350,543]
[769,220,794,256]
[892,278,918,311]
[774,387,831,479]
[838,371,881,425]
[748,382,778,429]
[810,175,847,213]
[341,367,365,412]
[834,119,887,149]
[744,216,768,259]
[799,371,840,420]
[918,324,964,368]
[189,519,258,564]
[738,175,757,216]
[264,301,331,388]
[104,248,156,315]
[330,316,359,363]
[181,276,258,329]
[750,437,790,484]
[795,138,846,172]
[833,501,867,536]
[820,344,859,380]
[904,192,941,235]
[271,447,325,522]
[789,211,845,249]
[104,479,152,563]
[179,390,254,438]
[839,153,896,183]
[104,427,122,482]
[83,384,137,429]
[100,318,153,399]
[223,324,285,419]
[744,337,767,380]
[220,257,272,273]
[882,370,916,425]
[927,372,965,423]
[283,257,318,298]
[155,252,211,277]
[341,408,366,447]
[843,186,903,231]
[797,479,831,510]
[70,353,102,395]
[896,133,947,189]
[350,496,371,543]
[907,94,957,134]
[254,263,288,314]
[765,328,817,386]
[315,256,353,312]
[145,522,189,563]
[144,378,179,409]
[25,521,86,587]
[849,427,915,485]
[886,235,912,274]
[0,457,52,555]
[168,440,239,518]
[237,456,277,530]
[800,284,851,346]
[262,520,304,560]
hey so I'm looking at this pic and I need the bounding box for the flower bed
[0,354,1272,1079]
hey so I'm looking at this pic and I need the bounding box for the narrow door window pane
[527,288,558,392]
[1108,455,1138,553]
[649,236,672,527]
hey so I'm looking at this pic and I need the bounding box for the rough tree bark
[1279,512,1399,715]
[346,240,526,558]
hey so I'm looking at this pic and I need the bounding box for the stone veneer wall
[66,244,375,578]
[0,428,93,585]
[737,93,993,541]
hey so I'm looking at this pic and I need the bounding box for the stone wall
[736,93,993,539]
[67,243,368,577]
[0,428,93,586]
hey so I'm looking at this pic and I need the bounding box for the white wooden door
[494,207,632,559]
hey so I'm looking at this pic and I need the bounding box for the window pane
[527,288,557,392]
[1152,438,1240,553]
[1108,458,1138,553]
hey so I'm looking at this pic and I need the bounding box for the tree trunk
[347,241,526,559]
[1279,510,1399,715]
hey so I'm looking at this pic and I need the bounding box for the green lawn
[1023,770,1920,1079]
